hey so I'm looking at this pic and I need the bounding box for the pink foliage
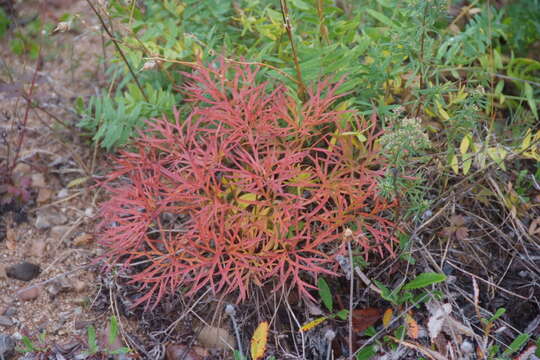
[97,60,397,309]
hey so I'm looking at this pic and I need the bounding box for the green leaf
[110,347,131,355]
[502,333,529,356]
[373,279,394,303]
[317,277,333,312]
[20,336,39,352]
[0,8,10,37]
[365,8,399,29]
[403,273,446,290]
[524,82,538,119]
[487,308,506,323]
[290,0,310,10]
[108,316,119,346]
[336,309,349,320]
[87,325,98,355]
[356,344,377,360]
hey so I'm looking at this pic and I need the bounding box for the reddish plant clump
[97,60,398,309]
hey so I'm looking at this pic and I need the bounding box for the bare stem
[279,0,307,101]
[86,0,149,103]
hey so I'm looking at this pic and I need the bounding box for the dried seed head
[52,22,70,34]
[141,60,157,71]
[225,304,236,317]
[343,228,353,238]
[324,329,336,342]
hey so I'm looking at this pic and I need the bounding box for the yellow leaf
[462,155,473,175]
[521,129,532,152]
[424,107,437,118]
[300,316,328,332]
[382,308,393,328]
[67,176,90,188]
[450,154,459,174]
[486,147,507,171]
[250,321,268,360]
[237,193,258,208]
[453,88,468,104]
[460,135,471,155]
[436,101,450,121]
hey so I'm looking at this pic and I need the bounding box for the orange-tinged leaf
[250,321,268,360]
[300,316,328,332]
[406,313,419,339]
[352,308,383,333]
[382,308,393,328]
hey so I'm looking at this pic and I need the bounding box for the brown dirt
[0,0,113,355]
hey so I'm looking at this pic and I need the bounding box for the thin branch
[279,0,307,101]
[85,0,149,102]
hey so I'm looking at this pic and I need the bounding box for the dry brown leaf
[431,332,448,356]
[165,344,203,360]
[197,325,234,351]
[528,217,540,236]
[352,308,383,333]
[449,215,466,227]
[389,336,447,360]
[406,312,419,339]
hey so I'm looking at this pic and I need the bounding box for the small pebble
[35,210,68,230]
[0,316,13,327]
[460,339,474,354]
[0,334,15,359]
[17,285,42,301]
[6,262,41,281]
[30,239,47,258]
[57,188,69,199]
[31,173,46,188]
[50,225,71,241]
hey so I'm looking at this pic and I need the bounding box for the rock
[35,209,68,230]
[46,282,63,298]
[165,344,204,360]
[0,334,15,359]
[50,225,71,241]
[3,308,15,317]
[57,188,69,199]
[73,233,93,247]
[31,173,46,188]
[17,285,41,301]
[37,188,53,204]
[0,316,13,327]
[197,325,234,351]
[29,239,47,258]
[71,278,87,293]
[84,207,94,217]
[6,262,41,281]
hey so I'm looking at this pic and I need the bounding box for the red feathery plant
[97,59,398,309]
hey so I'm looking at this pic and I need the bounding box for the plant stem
[8,49,41,176]
[279,0,307,101]
[86,0,149,103]
[347,238,354,360]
